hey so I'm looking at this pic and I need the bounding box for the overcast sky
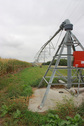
[0,0,84,62]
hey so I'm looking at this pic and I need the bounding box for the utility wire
[68,0,81,19]
[55,30,62,50]
[74,13,84,26]
[56,0,74,27]
[58,0,84,27]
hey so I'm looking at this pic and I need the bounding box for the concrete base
[28,88,84,112]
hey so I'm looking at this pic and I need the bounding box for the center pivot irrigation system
[34,19,84,108]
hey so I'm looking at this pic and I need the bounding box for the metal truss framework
[37,19,84,108]
[34,26,63,64]
[34,41,55,64]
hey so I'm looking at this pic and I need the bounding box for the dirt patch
[28,88,84,112]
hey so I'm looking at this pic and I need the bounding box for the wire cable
[55,30,62,50]
[74,13,84,26]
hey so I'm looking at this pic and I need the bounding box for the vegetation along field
[0,58,84,126]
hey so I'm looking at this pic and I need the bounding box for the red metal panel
[73,51,84,67]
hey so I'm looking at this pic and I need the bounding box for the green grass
[0,65,84,126]
[17,66,48,87]
[0,66,48,107]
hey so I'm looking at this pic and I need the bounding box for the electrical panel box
[73,51,84,67]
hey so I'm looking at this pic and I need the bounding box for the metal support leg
[67,32,72,89]
[39,37,66,108]
[67,48,72,88]
[39,84,51,108]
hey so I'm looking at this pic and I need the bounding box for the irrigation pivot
[37,19,84,108]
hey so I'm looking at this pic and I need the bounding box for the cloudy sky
[0,0,84,62]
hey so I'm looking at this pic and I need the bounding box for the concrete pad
[28,88,84,112]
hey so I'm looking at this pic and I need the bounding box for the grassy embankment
[0,58,84,126]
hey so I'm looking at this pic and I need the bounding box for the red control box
[73,51,84,67]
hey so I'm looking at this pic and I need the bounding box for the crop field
[0,61,84,126]
[0,58,32,76]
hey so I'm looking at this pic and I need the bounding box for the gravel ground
[28,88,84,112]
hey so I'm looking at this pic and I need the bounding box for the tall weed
[55,96,76,118]
[77,101,84,117]
[0,58,32,76]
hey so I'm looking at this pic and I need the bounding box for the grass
[0,64,84,126]
[0,101,84,126]
[0,66,48,107]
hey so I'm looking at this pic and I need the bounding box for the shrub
[55,96,76,118]
[42,113,84,126]
[42,59,67,66]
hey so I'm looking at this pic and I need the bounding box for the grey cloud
[0,36,23,48]
[0,0,84,62]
